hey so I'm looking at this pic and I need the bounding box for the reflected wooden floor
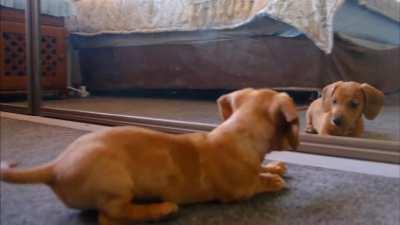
[4,93,399,141]
[43,96,221,124]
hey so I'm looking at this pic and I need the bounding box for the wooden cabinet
[0,7,67,95]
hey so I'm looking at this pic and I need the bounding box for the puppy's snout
[332,117,343,127]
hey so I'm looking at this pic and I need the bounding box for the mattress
[67,0,343,53]
[69,0,399,52]
[2,0,399,51]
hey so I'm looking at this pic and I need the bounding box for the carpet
[1,118,399,225]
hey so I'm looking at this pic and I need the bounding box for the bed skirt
[76,35,399,93]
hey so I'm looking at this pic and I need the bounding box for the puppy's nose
[332,117,343,127]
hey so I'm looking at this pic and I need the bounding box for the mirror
[31,0,398,145]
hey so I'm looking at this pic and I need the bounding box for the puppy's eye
[349,101,359,109]
[332,99,337,104]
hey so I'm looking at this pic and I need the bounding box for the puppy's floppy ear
[322,81,342,111]
[275,93,298,123]
[217,94,233,121]
[217,88,254,121]
[274,93,300,149]
[361,83,384,120]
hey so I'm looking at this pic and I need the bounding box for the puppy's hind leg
[86,162,178,224]
[99,197,179,225]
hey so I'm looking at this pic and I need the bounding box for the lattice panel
[3,32,26,76]
[2,32,58,77]
[41,35,58,77]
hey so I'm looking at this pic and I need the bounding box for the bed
[1,0,399,93]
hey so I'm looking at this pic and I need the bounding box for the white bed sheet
[67,0,345,54]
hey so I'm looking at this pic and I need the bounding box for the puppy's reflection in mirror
[305,81,384,138]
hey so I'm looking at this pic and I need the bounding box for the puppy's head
[217,88,299,150]
[322,81,384,129]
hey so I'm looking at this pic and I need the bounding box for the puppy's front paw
[159,202,179,216]
[261,161,287,176]
[259,173,286,192]
[305,126,317,134]
[1,161,18,169]
[150,202,179,221]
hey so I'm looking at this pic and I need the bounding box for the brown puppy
[305,81,384,137]
[1,88,299,225]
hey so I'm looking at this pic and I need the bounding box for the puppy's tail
[0,161,54,184]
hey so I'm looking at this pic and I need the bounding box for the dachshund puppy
[305,81,384,137]
[1,88,299,225]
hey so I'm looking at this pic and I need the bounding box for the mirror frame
[39,107,400,164]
